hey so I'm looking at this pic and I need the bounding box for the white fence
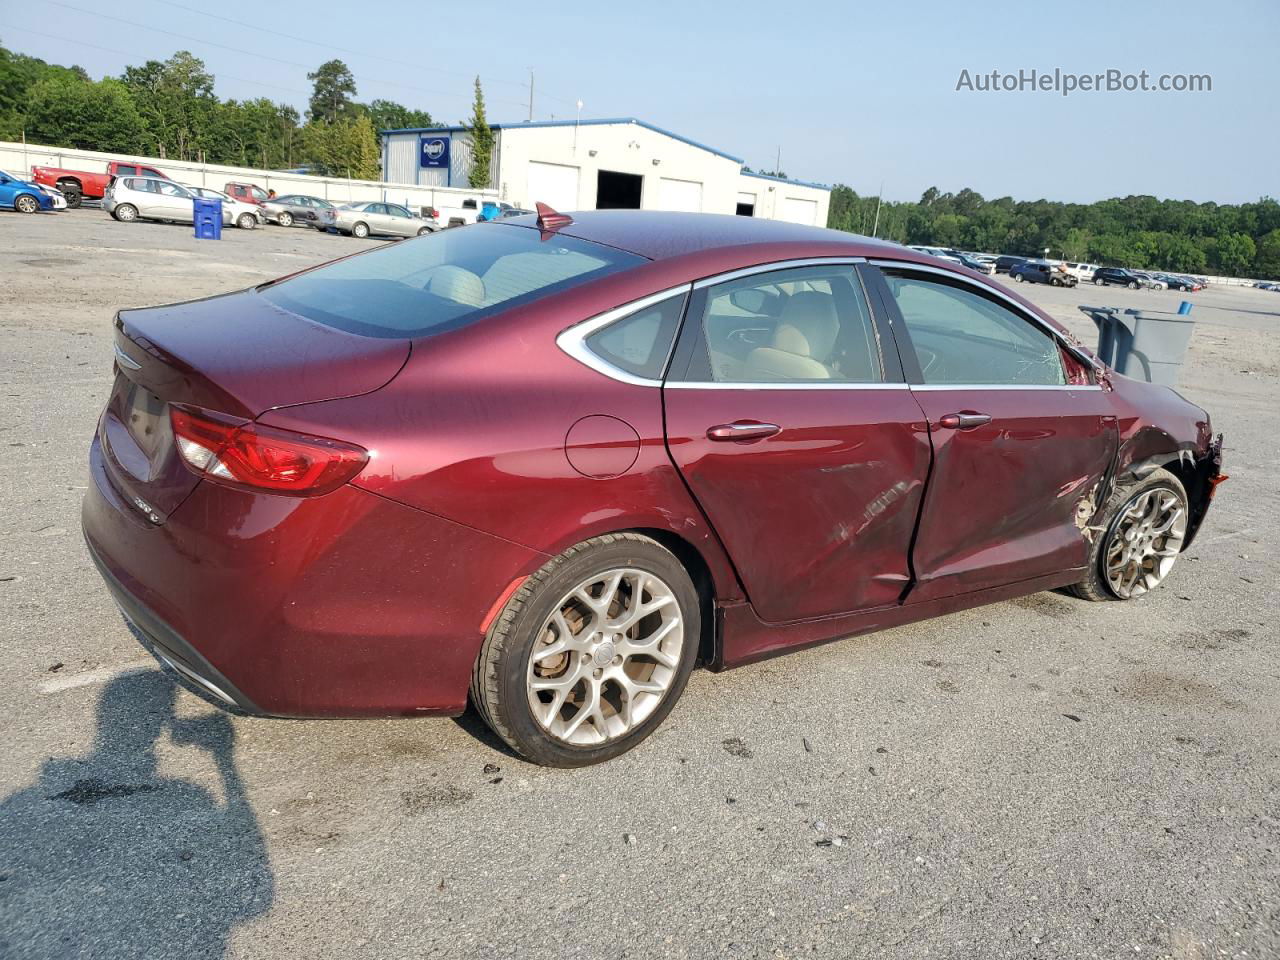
[0,139,497,214]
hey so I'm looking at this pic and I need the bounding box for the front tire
[471,533,700,767]
[1068,468,1188,602]
[417,226,432,236]
[112,203,138,222]
[276,210,293,227]
[352,221,369,238]
[236,212,256,230]
[14,194,40,214]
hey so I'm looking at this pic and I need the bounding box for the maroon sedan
[83,210,1225,766]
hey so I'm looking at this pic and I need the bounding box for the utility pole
[871,181,884,238]
[775,145,781,176]
[527,69,534,122]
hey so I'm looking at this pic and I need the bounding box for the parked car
[1131,272,1166,290]
[224,182,269,207]
[83,210,1225,767]
[0,168,54,213]
[498,207,535,219]
[262,194,334,227]
[319,201,438,238]
[30,160,170,208]
[1011,260,1079,287]
[994,255,1027,274]
[1065,262,1098,282]
[104,176,209,226]
[1093,267,1142,289]
[942,251,996,275]
[1160,274,1198,292]
[187,186,263,229]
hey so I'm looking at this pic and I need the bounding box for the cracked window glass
[883,273,1065,386]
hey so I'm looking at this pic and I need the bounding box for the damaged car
[82,208,1225,767]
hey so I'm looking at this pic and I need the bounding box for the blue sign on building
[419,136,450,169]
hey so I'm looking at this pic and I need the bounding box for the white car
[38,183,67,209]
[105,177,262,229]
[1065,262,1099,282]
[187,186,262,229]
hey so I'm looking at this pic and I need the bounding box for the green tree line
[829,185,1280,279]
[0,42,437,180]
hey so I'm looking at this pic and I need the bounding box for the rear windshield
[259,223,644,338]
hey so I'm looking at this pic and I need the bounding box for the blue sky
[7,0,1277,203]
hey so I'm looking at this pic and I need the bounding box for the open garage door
[658,177,703,213]
[527,161,580,211]
[780,196,819,225]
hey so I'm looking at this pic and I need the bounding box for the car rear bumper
[83,433,545,717]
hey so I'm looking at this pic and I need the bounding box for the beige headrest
[773,291,839,361]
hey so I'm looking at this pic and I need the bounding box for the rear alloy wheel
[1013,273,1024,282]
[1094,277,1105,285]
[276,210,293,227]
[472,533,699,767]
[61,185,82,208]
[352,221,369,239]
[1069,468,1188,601]
[1129,281,1139,289]
[237,212,256,230]
[113,203,138,223]
[14,194,40,214]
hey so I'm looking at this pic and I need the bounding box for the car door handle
[706,421,781,442]
[938,411,992,430]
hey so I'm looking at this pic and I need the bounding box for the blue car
[0,168,54,213]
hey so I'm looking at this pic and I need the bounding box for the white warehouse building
[381,117,830,226]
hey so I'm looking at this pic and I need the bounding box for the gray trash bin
[1079,305,1195,386]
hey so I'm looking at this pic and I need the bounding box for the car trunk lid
[99,289,408,519]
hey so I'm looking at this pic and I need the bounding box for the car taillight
[170,406,368,496]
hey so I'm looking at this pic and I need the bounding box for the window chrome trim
[691,256,867,290]
[555,283,693,387]
[868,257,1103,372]
[910,383,1103,392]
[665,381,909,391]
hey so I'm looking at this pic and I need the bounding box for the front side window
[583,294,685,380]
[881,272,1065,386]
[259,222,644,339]
[696,264,882,383]
[156,181,191,198]
[387,205,411,218]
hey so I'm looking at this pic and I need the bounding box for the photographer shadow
[0,668,273,959]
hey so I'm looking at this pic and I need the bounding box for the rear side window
[260,223,645,338]
[584,294,685,380]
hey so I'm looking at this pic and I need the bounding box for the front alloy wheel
[1103,486,1187,598]
[15,194,39,214]
[472,533,699,766]
[1069,468,1188,601]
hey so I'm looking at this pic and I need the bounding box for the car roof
[497,210,904,262]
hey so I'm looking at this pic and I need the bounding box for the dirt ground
[1,208,1277,960]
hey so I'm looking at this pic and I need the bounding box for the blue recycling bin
[193,197,222,239]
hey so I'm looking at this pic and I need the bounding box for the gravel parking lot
[2,208,1277,959]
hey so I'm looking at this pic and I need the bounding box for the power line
[0,23,312,98]
[145,0,592,112]
[36,0,534,112]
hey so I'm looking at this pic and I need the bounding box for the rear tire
[1094,278,1104,285]
[276,210,293,227]
[112,203,138,223]
[14,194,40,214]
[352,221,369,238]
[1129,281,1139,289]
[1013,273,1024,282]
[1067,468,1188,602]
[61,184,83,208]
[471,533,700,767]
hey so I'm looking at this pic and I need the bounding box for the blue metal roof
[740,170,832,192]
[383,117,747,164]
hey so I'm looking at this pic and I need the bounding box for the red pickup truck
[29,160,171,208]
